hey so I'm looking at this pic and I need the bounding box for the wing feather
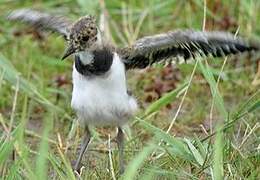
[120,30,259,69]
[7,9,72,38]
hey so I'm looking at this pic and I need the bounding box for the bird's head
[62,15,98,60]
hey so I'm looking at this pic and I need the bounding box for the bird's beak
[61,44,77,60]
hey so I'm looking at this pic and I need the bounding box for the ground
[0,0,259,179]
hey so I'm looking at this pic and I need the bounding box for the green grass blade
[0,54,71,120]
[212,126,224,180]
[123,143,156,180]
[5,159,23,180]
[184,138,204,166]
[35,113,53,180]
[48,154,68,180]
[247,99,260,112]
[0,126,19,164]
[198,59,228,120]
[0,137,15,165]
[144,82,188,116]
[233,91,260,119]
[137,118,194,161]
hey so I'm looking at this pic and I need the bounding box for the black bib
[75,48,114,76]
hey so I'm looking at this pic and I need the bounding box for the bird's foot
[71,160,84,173]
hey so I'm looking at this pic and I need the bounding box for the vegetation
[0,0,259,179]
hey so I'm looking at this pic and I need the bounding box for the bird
[7,9,259,173]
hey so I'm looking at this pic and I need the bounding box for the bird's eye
[82,36,89,42]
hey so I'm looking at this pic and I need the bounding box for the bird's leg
[74,126,91,172]
[116,127,124,174]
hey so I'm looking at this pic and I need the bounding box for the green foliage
[0,0,259,179]
[212,126,224,180]
[144,82,188,116]
[123,143,156,180]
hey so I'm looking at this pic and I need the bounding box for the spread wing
[7,9,72,38]
[120,30,259,69]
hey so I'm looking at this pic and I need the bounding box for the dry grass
[0,0,259,179]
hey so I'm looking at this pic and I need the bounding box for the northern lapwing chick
[7,9,260,173]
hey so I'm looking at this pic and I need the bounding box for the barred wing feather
[121,30,259,69]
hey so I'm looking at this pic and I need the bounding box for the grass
[0,0,260,179]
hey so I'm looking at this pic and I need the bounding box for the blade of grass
[35,113,53,180]
[212,126,224,180]
[0,126,19,164]
[144,82,188,116]
[137,118,194,161]
[57,146,76,180]
[198,58,228,120]
[202,93,260,142]
[0,54,72,120]
[48,153,68,180]
[123,143,156,180]
[184,138,204,166]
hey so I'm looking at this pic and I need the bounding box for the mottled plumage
[7,9,260,173]
[64,15,98,58]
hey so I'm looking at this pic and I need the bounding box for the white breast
[71,53,138,126]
